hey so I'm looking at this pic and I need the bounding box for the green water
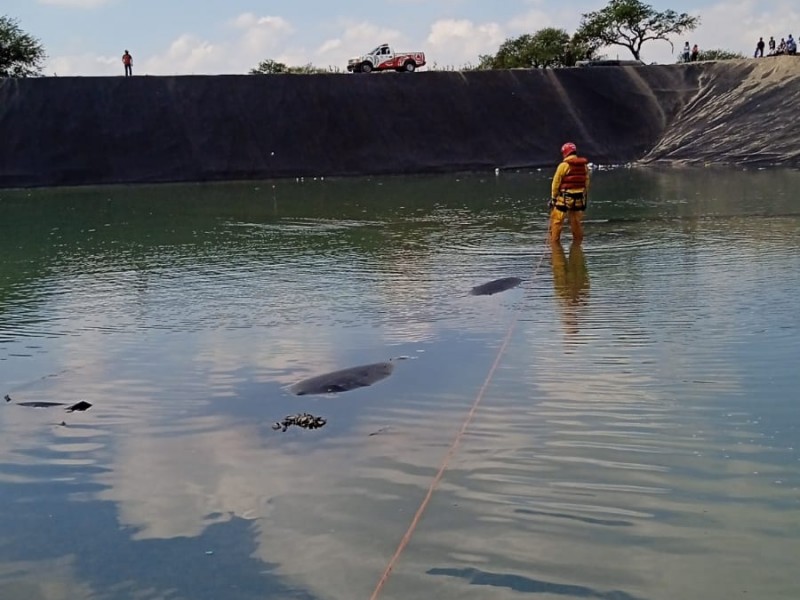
[1,167,799,600]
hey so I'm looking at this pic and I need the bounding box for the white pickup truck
[347,44,426,73]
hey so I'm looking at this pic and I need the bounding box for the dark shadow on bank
[427,566,647,600]
[551,242,590,341]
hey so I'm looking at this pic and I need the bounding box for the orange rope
[369,237,551,600]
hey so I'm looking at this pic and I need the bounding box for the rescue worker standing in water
[549,142,590,245]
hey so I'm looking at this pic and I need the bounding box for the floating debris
[17,401,67,408]
[288,361,395,396]
[4,394,11,402]
[271,413,327,432]
[470,277,522,296]
[12,400,92,412]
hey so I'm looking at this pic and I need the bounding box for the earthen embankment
[0,58,797,188]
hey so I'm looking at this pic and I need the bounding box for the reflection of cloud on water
[96,419,276,540]
[3,324,798,600]
[0,557,95,600]
[193,327,339,390]
[408,319,796,600]
[2,199,798,599]
[79,366,524,600]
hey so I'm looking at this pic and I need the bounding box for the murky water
[1,168,799,600]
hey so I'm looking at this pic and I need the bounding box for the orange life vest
[559,155,588,191]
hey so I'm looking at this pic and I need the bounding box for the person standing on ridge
[122,50,133,76]
[549,142,590,245]
[755,37,765,57]
[691,44,699,61]
[768,36,776,54]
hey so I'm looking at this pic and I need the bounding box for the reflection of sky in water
[0,169,799,600]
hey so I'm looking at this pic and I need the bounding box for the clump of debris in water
[272,413,327,432]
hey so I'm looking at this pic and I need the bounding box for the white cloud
[426,19,505,68]
[231,13,293,37]
[44,12,300,76]
[142,34,220,75]
[46,52,116,76]
[317,38,342,54]
[507,8,556,32]
[38,0,110,7]
[41,3,800,76]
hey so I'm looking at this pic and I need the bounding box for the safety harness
[553,155,588,212]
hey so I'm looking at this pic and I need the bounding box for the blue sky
[5,0,799,75]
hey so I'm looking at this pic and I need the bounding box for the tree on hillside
[250,59,332,74]
[564,34,602,66]
[477,34,536,69]
[577,0,699,61]
[251,59,289,74]
[696,49,745,61]
[529,28,571,68]
[0,15,46,77]
[476,28,598,70]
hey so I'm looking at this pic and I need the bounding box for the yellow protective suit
[549,155,590,244]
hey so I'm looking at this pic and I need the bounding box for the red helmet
[561,142,577,158]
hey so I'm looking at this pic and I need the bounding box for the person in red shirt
[122,50,133,76]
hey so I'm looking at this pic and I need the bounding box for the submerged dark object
[14,400,92,412]
[4,394,11,403]
[288,361,395,396]
[470,277,522,296]
[272,413,327,432]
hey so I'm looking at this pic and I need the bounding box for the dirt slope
[642,57,800,166]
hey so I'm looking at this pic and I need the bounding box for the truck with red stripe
[347,44,426,73]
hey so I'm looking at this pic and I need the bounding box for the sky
[4,0,800,76]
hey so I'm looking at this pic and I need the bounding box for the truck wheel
[404,61,416,72]
[361,63,373,73]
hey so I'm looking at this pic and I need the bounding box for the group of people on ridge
[681,42,700,62]
[755,35,797,57]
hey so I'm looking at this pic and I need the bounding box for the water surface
[1,167,799,600]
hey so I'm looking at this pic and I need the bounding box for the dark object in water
[272,413,327,432]
[13,400,92,412]
[4,394,11,403]
[470,277,522,296]
[288,361,395,396]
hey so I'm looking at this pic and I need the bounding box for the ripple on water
[0,172,799,599]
